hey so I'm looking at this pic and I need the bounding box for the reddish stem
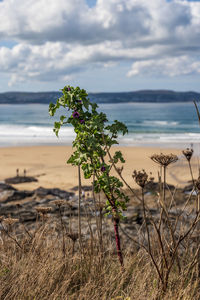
[113,217,123,267]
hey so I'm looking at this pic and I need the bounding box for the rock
[123,208,143,225]
[5,176,38,184]
[0,203,20,214]
[0,190,15,203]
[144,181,175,192]
[0,190,34,204]
[70,185,93,192]
[183,183,195,193]
[3,190,34,203]
[0,183,78,223]
[0,182,16,192]
[34,187,74,199]
[18,211,37,223]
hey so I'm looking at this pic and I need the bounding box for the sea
[0,102,200,149]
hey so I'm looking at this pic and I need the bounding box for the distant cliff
[89,90,200,103]
[0,90,200,104]
[0,92,61,104]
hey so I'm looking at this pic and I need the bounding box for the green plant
[49,85,129,266]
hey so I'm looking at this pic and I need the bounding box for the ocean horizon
[0,102,200,148]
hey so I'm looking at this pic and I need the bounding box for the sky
[0,0,200,92]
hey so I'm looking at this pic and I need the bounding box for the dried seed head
[35,207,52,214]
[0,216,4,222]
[3,217,19,226]
[182,148,193,162]
[150,153,178,167]
[196,177,200,191]
[51,200,65,207]
[132,169,153,188]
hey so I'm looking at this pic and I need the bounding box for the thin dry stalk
[101,134,142,203]
[92,174,104,254]
[52,200,66,257]
[0,221,22,250]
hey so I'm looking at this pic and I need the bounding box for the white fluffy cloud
[127,56,200,77]
[0,0,200,87]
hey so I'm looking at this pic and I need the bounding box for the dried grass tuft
[0,229,198,300]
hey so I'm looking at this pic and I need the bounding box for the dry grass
[0,220,199,300]
[0,147,200,299]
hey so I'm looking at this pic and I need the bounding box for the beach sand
[0,145,198,191]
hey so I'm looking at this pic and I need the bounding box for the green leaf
[49,103,55,116]
[53,128,59,137]
[60,115,66,124]
[113,151,125,164]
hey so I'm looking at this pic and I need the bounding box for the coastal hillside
[0,90,200,104]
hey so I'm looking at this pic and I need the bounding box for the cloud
[0,0,200,86]
[127,56,200,77]
[0,0,100,44]
[0,0,196,45]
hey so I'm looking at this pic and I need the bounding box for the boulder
[70,185,92,192]
[0,182,16,191]
[34,187,74,199]
[5,176,38,184]
[2,190,34,203]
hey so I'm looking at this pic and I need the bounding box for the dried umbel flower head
[182,148,193,162]
[35,207,52,215]
[150,153,178,167]
[51,200,65,207]
[3,217,19,226]
[132,169,153,188]
[195,176,200,191]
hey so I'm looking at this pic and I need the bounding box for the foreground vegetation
[0,86,199,299]
[0,218,199,300]
[0,149,199,299]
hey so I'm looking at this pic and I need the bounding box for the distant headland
[0,90,200,104]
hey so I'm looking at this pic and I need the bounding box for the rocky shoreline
[0,177,197,246]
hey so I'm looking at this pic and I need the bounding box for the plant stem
[92,174,103,253]
[113,216,123,267]
[163,165,166,204]
[58,205,66,257]
[142,188,151,253]
[162,166,181,274]
[188,160,195,187]
[78,165,82,249]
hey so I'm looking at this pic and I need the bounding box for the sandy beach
[0,145,198,191]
